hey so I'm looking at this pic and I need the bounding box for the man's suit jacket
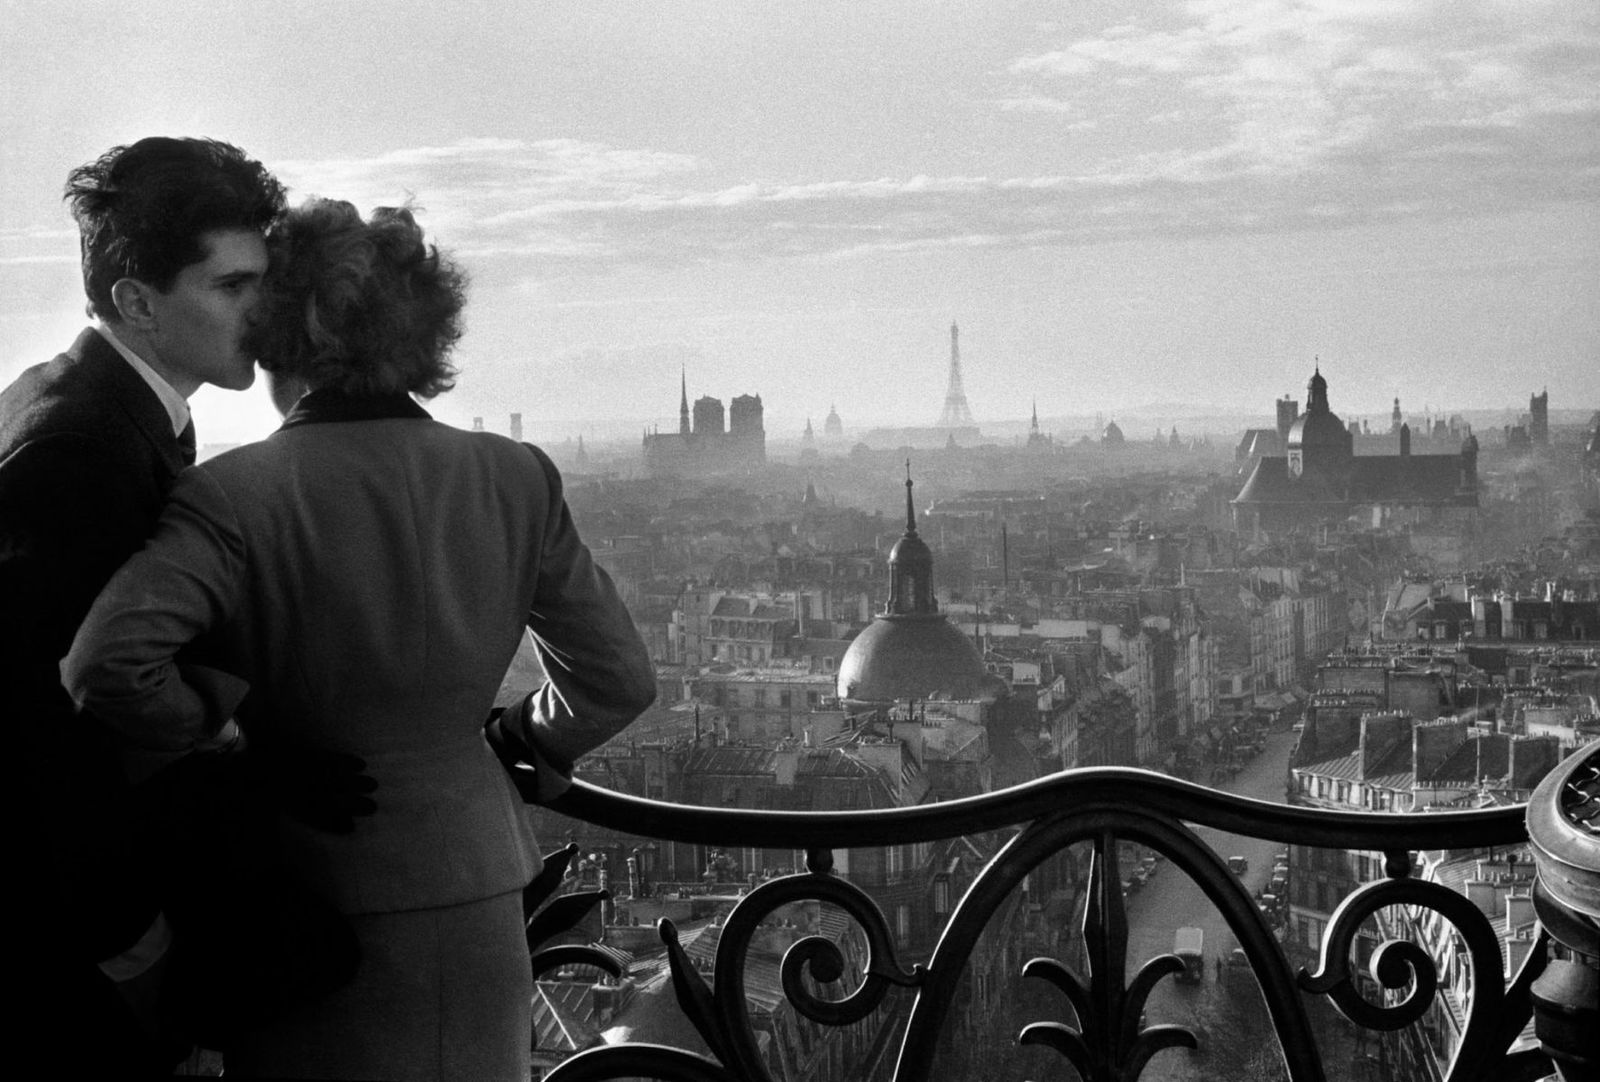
[65,389,657,915]
[0,327,186,959]
[0,328,189,1073]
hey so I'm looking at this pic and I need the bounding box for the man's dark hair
[64,137,287,320]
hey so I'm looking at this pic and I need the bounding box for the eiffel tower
[937,321,975,427]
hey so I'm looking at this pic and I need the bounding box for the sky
[3,0,1597,446]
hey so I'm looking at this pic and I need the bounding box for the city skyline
[3,1,1597,445]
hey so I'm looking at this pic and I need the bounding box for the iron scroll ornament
[537,766,1534,1081]
[1299,874,1555,1082]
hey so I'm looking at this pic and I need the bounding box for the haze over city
[3,0,1596,445]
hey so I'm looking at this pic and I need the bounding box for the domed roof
[836,465,1008,707]
[1102,419,1125,444]
[1286,409,1350,449]
[888,529,933,580]
[836,613,1003,705]
[1286,365,1352,459]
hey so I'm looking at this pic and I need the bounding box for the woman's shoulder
[450,428,561,480]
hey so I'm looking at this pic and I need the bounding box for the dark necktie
[179,419,197,466]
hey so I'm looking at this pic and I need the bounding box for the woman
[65,198,656,1080]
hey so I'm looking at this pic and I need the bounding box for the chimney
[1509,735,1560,791]
[1505,892,1535,934]
[510,412,523,442]
[1359,712,1413,777]
[1505,936,1534,975]
[1413,719,1466,784]
[774,743,801,786]
[1465,879,1497,915]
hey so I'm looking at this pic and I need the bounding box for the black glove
[239,744,378,834]
[485,696,571,804]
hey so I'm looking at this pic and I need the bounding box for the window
[779,690,792,708]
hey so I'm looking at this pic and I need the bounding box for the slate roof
[532,981,603,1053]
[1234,453,1475,508]
[1429,734,1510,785]
[1350,454,1474,506]
[1233,456,1346,505]
[711,597,791,620]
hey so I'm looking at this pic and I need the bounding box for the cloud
[1004,0,1600,189]
[261,1,1598,281]
[271,138,703,239]
[994,94,1095,121]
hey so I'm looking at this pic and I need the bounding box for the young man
[0,137,283,1073]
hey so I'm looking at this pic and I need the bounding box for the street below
[1114,725,1358,1081]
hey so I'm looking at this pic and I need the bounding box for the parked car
[1174,927,1205,984]
[1227,855,1249,876]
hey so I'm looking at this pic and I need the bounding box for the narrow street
[1111,726,1358,1081]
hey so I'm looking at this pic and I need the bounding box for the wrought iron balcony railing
[525,739,1600,1082]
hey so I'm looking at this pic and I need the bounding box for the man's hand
[243,745,378,834]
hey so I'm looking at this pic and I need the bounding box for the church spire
[904,459,917,534]
[1307,359,1329,414]
[887,462,936,616]
[679,367,690,436]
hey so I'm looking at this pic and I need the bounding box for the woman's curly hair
[250,198,464,399]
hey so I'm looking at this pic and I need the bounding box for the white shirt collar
[94,323,191,439]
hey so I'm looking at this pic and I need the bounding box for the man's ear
[109,277,159,331]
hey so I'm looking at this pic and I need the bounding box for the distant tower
[510,413,523,442]
[937,322,975,427]
[1027,399,1051,449]
[471,417,484,432]
[693,396,725,437]
[1530,388,1549,446]
[824,404,843,438]
[679,368,691,437]
[887,462,935,615]
[728,394,765,463]
[1275,396,1299,441]
[1390,397,1402,434]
